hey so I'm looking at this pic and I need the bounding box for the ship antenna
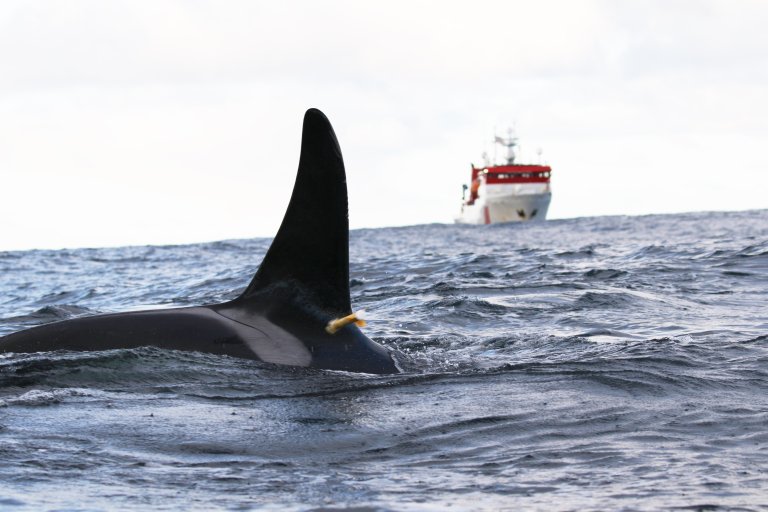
[492,126,498,165]
[494,127,518,165]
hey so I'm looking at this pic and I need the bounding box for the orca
[0,108,399,374]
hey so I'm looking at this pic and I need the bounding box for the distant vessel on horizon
[455,130,552,224]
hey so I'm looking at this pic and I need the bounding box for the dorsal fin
[240,108,351,315]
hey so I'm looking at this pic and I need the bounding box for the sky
[1,0,766,251]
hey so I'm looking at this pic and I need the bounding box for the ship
[455,130,552,224]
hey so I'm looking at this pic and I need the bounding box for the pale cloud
[0,0,766,250]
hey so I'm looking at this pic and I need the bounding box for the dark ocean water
[0,210,766,511]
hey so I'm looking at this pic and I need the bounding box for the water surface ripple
[1,210,767,511]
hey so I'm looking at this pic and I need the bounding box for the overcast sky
[1,0,766,251]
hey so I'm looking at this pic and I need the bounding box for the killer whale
[0,109,399,374]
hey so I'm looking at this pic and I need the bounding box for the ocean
[0,210,766,511]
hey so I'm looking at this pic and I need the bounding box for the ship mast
[494,128,518,165]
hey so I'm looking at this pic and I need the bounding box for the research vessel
[456,131,552,224]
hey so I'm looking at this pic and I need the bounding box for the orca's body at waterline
[0,109,399,374]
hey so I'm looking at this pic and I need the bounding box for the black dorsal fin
[240,108,351,315]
